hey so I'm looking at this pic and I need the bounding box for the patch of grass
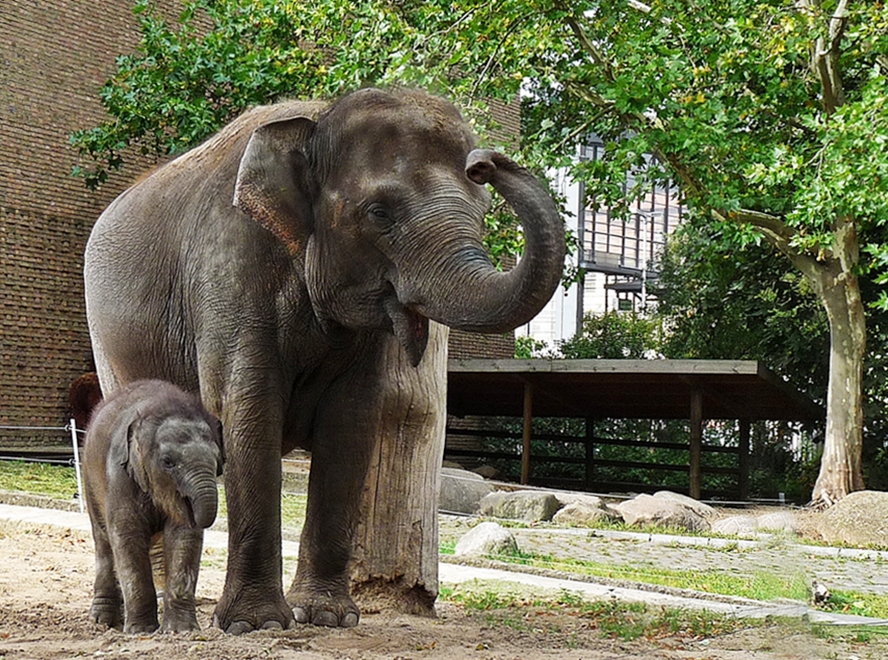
[439,584,747,641]
[216,487,306,530]
[280,492,307,528]
[820,590,888,619]
[581,518,713,538]
[0,461,79,499]
[478,547,810,603]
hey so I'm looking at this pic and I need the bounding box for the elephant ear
[234,116,317,255]
[123,417,151,494]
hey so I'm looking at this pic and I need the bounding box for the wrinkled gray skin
[83,379,223,634]
[84,88,565,633]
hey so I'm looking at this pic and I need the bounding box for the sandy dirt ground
[1,518,885,660]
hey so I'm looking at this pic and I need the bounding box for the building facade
[518,138,684,347]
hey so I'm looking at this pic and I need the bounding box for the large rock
[756,511,798,533]
[554,493,605,509]
[553,500,617,526]
[613,493,711,533]
[653,491,716,519]
[453,521,518,558]
[711,515,758,536]
[471,465,501,480]
[817,490,888,548]
[438,467,495,515]
[478,490,563,522]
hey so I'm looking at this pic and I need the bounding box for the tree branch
[711,207,826,285]
[562,13,708,198]
[804,0,849,116]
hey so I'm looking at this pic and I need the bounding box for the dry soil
[1,518,886,660]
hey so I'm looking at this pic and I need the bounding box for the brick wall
[0,0,180,442]
[0,2,515,443]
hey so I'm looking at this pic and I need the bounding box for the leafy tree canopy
[73,0,888,296]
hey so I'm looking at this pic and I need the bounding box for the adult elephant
[84,88,565,633]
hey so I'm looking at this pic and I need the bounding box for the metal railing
[0,420,85,512]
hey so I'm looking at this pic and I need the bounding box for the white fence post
[69,419,85,514]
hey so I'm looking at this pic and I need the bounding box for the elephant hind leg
[89,526,123,629]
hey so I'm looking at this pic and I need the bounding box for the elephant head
[125,410,224,529]
[234,88,565,365]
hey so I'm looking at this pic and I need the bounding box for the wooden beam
[689,388,703,499]
[584,417,595,490]
[521,381,533,484]
[738,419,750,501]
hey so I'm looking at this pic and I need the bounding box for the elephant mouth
[182,497,198,528]
[383,297,429,367]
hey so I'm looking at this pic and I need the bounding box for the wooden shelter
[446,359,823,499]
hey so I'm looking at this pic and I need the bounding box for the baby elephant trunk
[181,470,219,529]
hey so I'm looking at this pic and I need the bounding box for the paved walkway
[3,502,887,626]
[507,525,888,596]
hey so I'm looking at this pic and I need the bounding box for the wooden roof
[447,359,823,422]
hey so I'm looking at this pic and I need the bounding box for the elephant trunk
[181,471,219,529]
[408,150,565,334]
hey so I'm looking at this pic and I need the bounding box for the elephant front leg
[110,529,159,633]
[286,385,377,628]
[159,525,203,632]
[213,433,294,633]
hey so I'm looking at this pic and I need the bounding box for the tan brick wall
[0,3,515,442]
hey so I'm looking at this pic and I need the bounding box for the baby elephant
[83,379,223,633]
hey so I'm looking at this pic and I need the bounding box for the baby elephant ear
[234,116,317,255]
[124,417,150,492]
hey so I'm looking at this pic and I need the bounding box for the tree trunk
[810,256,866,507]
[349,322,449,616]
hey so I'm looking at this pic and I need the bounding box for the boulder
[453,521,518,558]
[816,490,888,548]
[756,511,798,534]
[613,493,711,533]
[478,490,563,522]
[438,467,495,515]
[471,465,501,480]
[553,500,617,526]
[653,491,716,519]
[711,515,758,536]
[554,493,605,509]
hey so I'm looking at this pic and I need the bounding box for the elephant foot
[287,587,360,628]
[123,619,160,634]
[213,585,295,634]
[160,609,200,633]
[89,595,122,629]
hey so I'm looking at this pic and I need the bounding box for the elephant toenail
[293,606,310,624]
[226,620,254,635]
[341,612,359,628]
[261,620,283,630]
[312,611,339,627]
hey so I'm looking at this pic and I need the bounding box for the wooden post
[689,389,703,499]
[351,322,448,616]
[584,417,595,490]
[738,419,750,501]
[521,381,533,484]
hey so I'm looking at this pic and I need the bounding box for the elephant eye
[161,455,177,470]
[367,204,393,226]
